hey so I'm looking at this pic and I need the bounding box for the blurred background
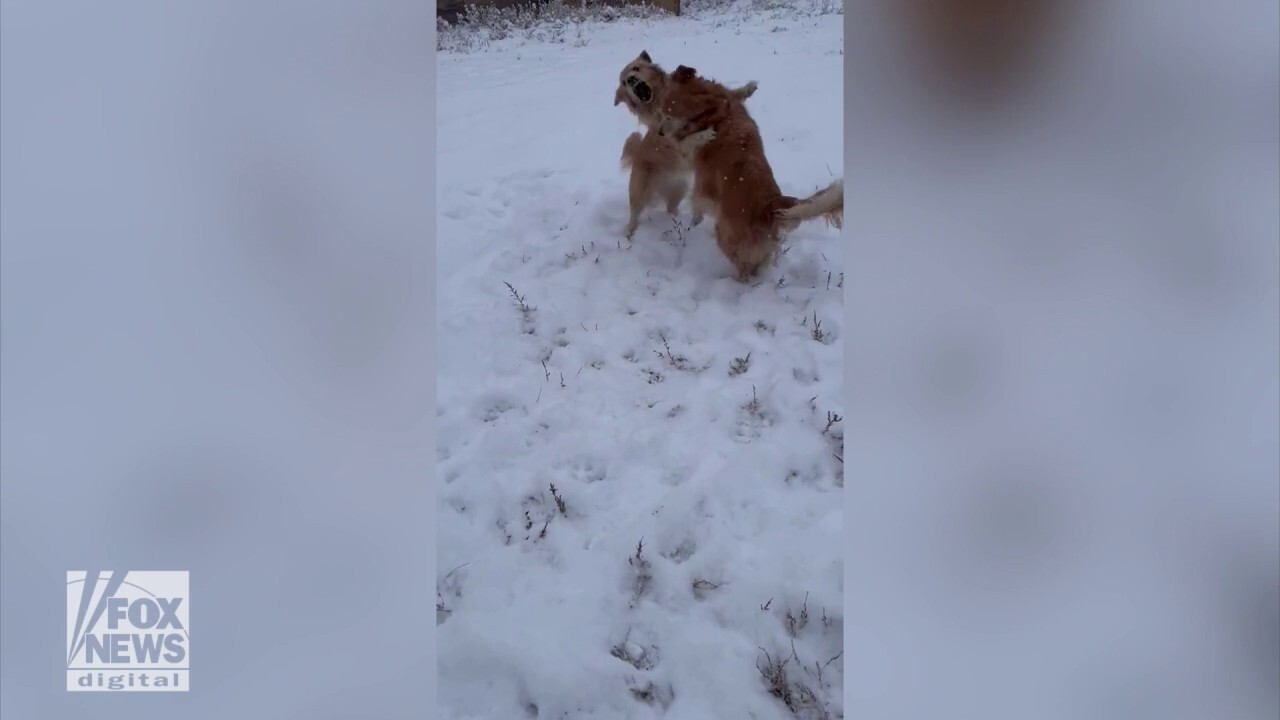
[846,0,1278,718]
[1,1,434,717]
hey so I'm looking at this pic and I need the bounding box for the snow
[841,2,1279,719]
[436,3,844,718]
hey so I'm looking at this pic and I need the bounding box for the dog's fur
[615,51,759,237]
[655,64,843,281]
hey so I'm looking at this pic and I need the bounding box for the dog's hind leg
[625,166,651,238]
[624,208,641,238]
[716,220,774,282]
[663,177,688,216]
[690,171,716,227]
[690,190,713,227]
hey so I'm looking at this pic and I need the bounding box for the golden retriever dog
[614,51,759,237]
[654,64,843,281]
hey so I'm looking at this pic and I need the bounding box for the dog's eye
[631,67,638,72]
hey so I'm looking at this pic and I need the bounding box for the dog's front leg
[677,128,716,159]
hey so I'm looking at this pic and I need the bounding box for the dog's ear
[639,50,652,63]
[672,65,697,82]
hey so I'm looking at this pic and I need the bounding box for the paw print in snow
[563,456,608,484]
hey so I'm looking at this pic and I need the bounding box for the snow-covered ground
[436,3,844,718]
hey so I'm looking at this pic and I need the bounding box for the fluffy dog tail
[777,179,843,229]
[620,132,644,170]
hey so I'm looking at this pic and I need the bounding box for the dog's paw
[682,128,716,151]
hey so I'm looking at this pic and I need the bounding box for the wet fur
[615,51,758,237]
[656,64,843,281]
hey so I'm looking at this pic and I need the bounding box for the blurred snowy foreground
[436,2,844,718]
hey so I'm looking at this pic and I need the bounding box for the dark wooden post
[649,0,679,16]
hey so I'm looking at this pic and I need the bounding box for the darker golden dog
[655,65,843,281]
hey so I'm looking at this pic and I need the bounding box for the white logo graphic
[66,571,190,692]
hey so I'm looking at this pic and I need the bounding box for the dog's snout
[624,75,652,103]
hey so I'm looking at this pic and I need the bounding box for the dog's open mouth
[625,76,652,103]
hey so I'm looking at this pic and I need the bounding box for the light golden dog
[614,51,759,237]
[655,64,843,281]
